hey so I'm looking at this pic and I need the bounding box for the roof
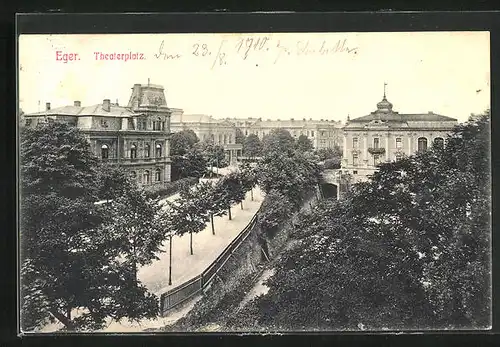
[349,112,457,123]
[171,113,214,124]
[25,103,137,118]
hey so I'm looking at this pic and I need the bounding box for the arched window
[143,170,150,184]
[434,137,444,149]
[130,144,137,159]
[130,171,137,180]
[417,137,428,152]
[155,168,161,182]
[155,143,162,158]
[101,144,109,159]
[144,144,151,158]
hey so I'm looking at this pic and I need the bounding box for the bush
[145,177,199,199]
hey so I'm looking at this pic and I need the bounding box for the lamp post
[168,235,173,285]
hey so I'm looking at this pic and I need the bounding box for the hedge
[146,177,199,199]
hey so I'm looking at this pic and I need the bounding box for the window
[130,171,137,180]
[144,144,151,158]
[353,137,359,149]
[418,137,428,152]
[374,154,380,165]
[224,134,227,144]
[353,170,358,175]
[373,138,380,149]
[100,119,109,128]
[311,131,315,137]
[229,134,233,143]
[142,120,147,130]
[101,144,109,159]
[143,170,150,184]
[395,153,403,162]
[245,130,248,136]
[162,121,165,131]
[155,168,161,182]
[434,137,444,148]
[25,119,32,126]
[396,137,402,149]
[353,153,359,166]
[156,143,162,157]
[320,131,326,137]
[218,134,222,143]
[130,144,137,159]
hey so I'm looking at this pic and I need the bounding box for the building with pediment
[341,86,458,182]
[24,83,173,191]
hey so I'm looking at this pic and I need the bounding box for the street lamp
[168,235,173,285]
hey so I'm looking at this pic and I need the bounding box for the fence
[159,206,261,316]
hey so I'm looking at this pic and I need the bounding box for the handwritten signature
[152,37,358,67]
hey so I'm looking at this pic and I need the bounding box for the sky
[18,32,490,123]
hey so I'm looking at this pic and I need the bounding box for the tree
[20,122,158,331]
[238,113,491,330]
[257,189,292,238]
[261,128,295,154]
[295,134,314,152]
[218,171,246,220]
[101,186,165,282]
[171,185,210,255]
[197,140,227,170]
[243,134,262,159]
[235,127,245,145]
[256,150,320,210]
[171,148,207,181]
[193,181,227,235]
[240,162,258,201]
[316,146,342,161]
[170,129,199,156]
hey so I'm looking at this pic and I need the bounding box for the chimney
[74,101,81,107]
[103,99,111,112]
[45,102,51,110]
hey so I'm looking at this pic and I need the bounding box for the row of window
[100,143,163,159]
[201,133,233,144]
[130,168,162,184]
[243,129,318,138]
[352,136,444,151]
[136,118,166,131]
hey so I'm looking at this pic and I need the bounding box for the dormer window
[100,119,109,128]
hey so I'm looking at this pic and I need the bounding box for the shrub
[146,177,199,199]
[323,158,341,169]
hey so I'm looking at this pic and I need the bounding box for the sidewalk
[139,186,264,295]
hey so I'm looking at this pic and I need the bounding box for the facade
[24,83,173,191]
[170,110,243,164]
[226,117,343,150]
[341,91,458,182]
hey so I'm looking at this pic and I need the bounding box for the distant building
[341,87,458,182]
[170,110,243,164]
[24,83,173,191]
[226,117,343,150]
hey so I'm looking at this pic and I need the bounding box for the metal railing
[159,204,261,316]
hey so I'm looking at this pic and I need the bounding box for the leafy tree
[197,140,227,169]
[101,185,165,282]
[261,128,295,154]
[217,172,246,220]
[243,134,262,159]
[239,113,491,330]
[20,122,158,331]
[171,148,207,181]
[257,189,292,238]
[170,129,199,156]
[316,146,343,161]
[235,127,245,145]
[193,181,227,235]
[240,162,258,201]
[295,134,314,152]
[323,158,341,170]
[171,184,210,255]
[256,150,320,210]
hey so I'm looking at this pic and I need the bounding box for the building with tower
[341,84,458,182]
[23,82,173,191]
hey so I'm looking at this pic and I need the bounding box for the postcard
[18,30,491,333]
